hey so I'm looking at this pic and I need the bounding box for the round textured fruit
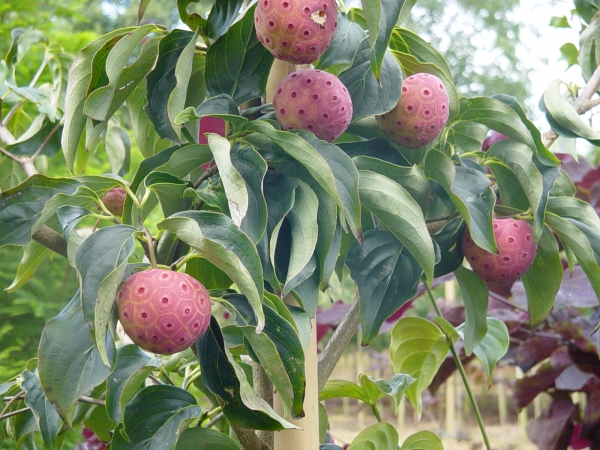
[101,185,128,216]
[117,269,211,355]
[482,131,508,151]
[255,0,338,64]
[461,218,537,284]
[273,68,352,142]
[376,73,449,149]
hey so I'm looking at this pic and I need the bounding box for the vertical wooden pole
[445,374,456,436]
[266,61,319,450]
[516,366,527,433]
[497,375,507,426]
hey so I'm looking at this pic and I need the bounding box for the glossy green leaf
[446,121,488,152]
[456,318,509,385]
[425,150,497,253]
[127,81,162,158]
[339,37,402,120]
[62,27,137,171]
[111,385,200,450]
[38,292,113,425]
[224,294,305,418]
[547,196,600,233]
[146,29,196,142]
[159,211,265,330]
[457,97,536,151]
[347,422,399,450]
[400,430,444,450]
[454,266,488,355]
[205,5,274,105]
[389,317,447,416]
[106,345,161,423]
[6,240,50,292]
[432,218,466,278]
[353,156,429,212]
[196,317,295,430]
[316,13,366,73]
[346,230,422,344]
[231,145,268,244]
[361,0,405,80]
[358,170,435,284]
[487,161,530,212]
[186,257,232,290]
[206,0,245,41]
[21,370,62,450]
[178,0,208,30]
[176,428,241,449]
[74,225,137,365]
[145,172,194,218]
[521,226,563,327]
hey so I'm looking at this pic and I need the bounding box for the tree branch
[32,225,68,258]
[317,296,360,393]
[231,425,269,450]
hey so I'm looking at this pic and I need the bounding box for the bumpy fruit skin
[101,186,127,216]
[255,0,338,64]
[461,218,537,284]
[273,68,352,142]
[117,269,211,355]
[376,73,449,149]
[482,131,508,151]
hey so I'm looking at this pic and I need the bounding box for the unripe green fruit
[273,68,352,142]
[461,218,537,284]
[255,0,338,64]
[101,186,127,216]
[376,73,449,149]
[117,269,211,355]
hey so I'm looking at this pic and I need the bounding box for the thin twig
[31,122,61,161]
[148,374,166,385]
[0,389,25,417]
[205,412,225,428]
[0,407,30,421]
[192,165,218,189]
[78,396,105,406]
[488,291,528,313]
[0,146,22,163]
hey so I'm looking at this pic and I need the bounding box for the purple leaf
[517,335,561,372]
[555,266,599,309]
[526,395,578,450]
[582,376,600,442]
[555,365,594,391]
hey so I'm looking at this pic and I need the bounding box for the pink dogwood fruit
[101,186,127,216]
[482,130,508,151]
[117,269,211,355]
[376,73,450,149]
[461,218,537,284]
[273,68,353,142]
[255,0,338,64]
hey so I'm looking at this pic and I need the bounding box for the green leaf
[544,79,600,146]
[358,170,435,284]
[446,121,488,152]
[579,13,600,83]
[111,385,200,450]
[21,370,62,450]
[138,0,153,24]
[319,379,373,404]
[456,318,509,385]
[224,294,305,418]
[346,230,422,344]
[425,150,497,253]
[83,25,160,122]
[146,29,196,142]
[62,27,137,171]
[7,119,62,158]
[560,43,579,68]
[176,428,241,449]
[316,13,366,73]
[546,213,600,304]
[196,317,295,430]
[159,211,265,330]
[5,29,49,68]
[400,430,444,450]
[145,172,194,218]
[106,345,161,423]
[231,145,268,244]
[206,0,245,41]
[127,81,162,158]
[178,0,208,30]
[353,156,429,212]
[38,292,113,425]
[185,257,232,290]
[521,227,563,328]
[5,240,50,292]
[74,225,137,365]
[0,175,81,246]
[338,37,403,120]
[207,134,249,226]
[457,97,536,151]
[389,317,447,416]
[205,5,274,105]
[454,266,488,355]
[388,27,452,81]
[347,422,399,450]
[485,140,544,240]
[432,218,466,278]
[377,373,416,414]
[547,196,600,233]
[361,0,405,80]
[105,121,132,175]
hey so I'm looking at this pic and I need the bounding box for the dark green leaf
[346,230,422,344]
[454,266,488,355]
[145,171,194,218]
[106,345,161,423]
[432,218,465,278]
[7,120,62,158]
[206,0,245,41]
[111,385,200,450]
[176,428,241,449]
[38,292,113,424]
[178,0,208,30]
[205,5,274,105]
[316,13,366,73]
[446,121,488,152]
[338,37,402,120]
[21,370,61,450]
[186,257,232,290]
